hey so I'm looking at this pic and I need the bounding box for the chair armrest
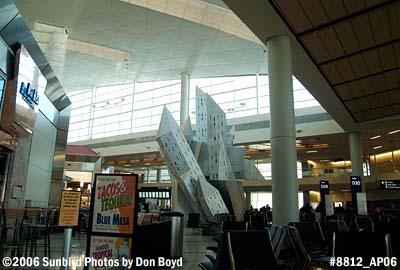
[198,260,214,270]
[205,254,216,264]
[206,246,218,253]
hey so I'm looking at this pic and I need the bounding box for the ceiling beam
[296,0,398,36]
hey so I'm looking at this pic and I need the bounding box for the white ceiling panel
[15,0,267,91]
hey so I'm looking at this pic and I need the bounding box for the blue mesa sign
[19,82,39,107]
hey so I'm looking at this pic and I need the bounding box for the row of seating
[199,218,396,270]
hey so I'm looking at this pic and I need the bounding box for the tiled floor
[0,228,214,270]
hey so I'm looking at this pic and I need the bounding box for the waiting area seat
[288,221,328,256]
[354,216,374,232]
[199,221,288,270]
[227,230,278,270]
[333,232,392,270]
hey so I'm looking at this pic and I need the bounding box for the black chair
[355,216,374,232]
[188,213,200,228]
[0,208,26,257]
[227,230,278,270]
[289,222,327,255]
[206,221,248,259]
[325,219,348,251]
[270,224,287,258]
[286,226,331,269]
[388,220,400,261]
[221,221,248,232]
[134,221,171,262]
[333,232,391,270]
[250,215,266,230]
[199,231,231,270]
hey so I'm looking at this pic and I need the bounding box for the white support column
[245,192,252,210]
[33,22,68,79]
[268,35,299,224]
[349,132,364,191]
[175,72,190,214]
[180,73,190,128]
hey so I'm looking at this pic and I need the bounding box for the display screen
[0,76,4,117]
[0,76,4,97]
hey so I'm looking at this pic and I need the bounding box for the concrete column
[180,73,190,128]
[303,191,310,205]
[349,132,364,191]
[245,192,252,210]
[176,73,190,215]
[268,35,299,224]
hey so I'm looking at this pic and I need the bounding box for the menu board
[88,235,132,270]
[91,174,137,234]
[58,190,81,227]
[86,174,138,270]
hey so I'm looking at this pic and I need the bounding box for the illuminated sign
[379,180,400,190]
[19,82,39,107]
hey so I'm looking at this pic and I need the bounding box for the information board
[379,180,400,189]
[350,176,362,215]
[58,190,81,227]
[319,180,330,218]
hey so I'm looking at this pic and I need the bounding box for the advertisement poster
[91,174,138,234]
[58,190,81,227]
[88,235,132,270]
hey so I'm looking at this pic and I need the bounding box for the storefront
[0,3,71,208]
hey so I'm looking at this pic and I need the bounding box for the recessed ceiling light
[370,135,381,140]
[306,150,318,153]
[373,145,383,149]
[320,159,329,162]
[123,164,130,167]
[388,130,400,135]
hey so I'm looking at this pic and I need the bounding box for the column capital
[265,34,291,44]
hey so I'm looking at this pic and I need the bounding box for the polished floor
[0,228,213,269]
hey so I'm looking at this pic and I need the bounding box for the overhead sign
[58,190,81,227]
[379,180,400,190]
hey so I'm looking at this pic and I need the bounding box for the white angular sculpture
[157,87,264,221]
[157,108,229,220]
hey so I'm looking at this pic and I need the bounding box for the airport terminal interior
[0,0,399,269]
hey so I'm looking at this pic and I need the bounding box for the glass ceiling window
[67,74,323,142]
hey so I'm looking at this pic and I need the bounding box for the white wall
[24,112,57,206]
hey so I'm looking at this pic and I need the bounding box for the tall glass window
[250,192,304,209]
[67,75,323,142]
[67,89,92,142]
[255,159,303,180]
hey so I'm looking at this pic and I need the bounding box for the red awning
[66,145,99,156]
